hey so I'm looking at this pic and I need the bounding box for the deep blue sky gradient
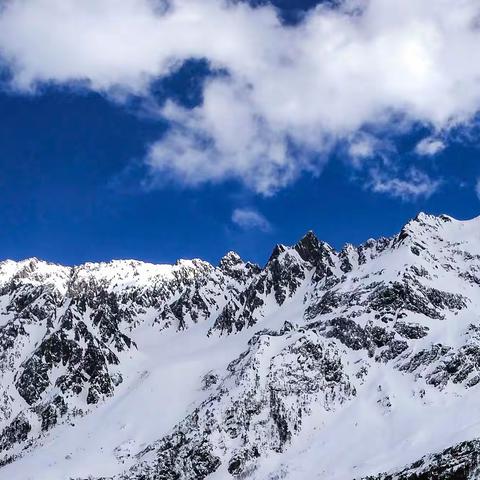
[0,0,479,267]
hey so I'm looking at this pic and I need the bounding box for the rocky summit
[0,213,480,479]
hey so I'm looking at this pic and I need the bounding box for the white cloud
[347,135,376,167]
[345,133,396,169]
[1,0,480,193]
[415,136,446,156]
[369,168,441,201]
[232,208,271,232]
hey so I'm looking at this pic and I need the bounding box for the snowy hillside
[1,213,480,479]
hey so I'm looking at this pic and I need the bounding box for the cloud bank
[1,0,480,197]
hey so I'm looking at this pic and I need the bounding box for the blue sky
[0,0,479,266]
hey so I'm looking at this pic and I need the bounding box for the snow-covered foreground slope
[1,213,480,479]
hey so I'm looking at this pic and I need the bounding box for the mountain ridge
[1,210,475,275]
[0,212,479,479]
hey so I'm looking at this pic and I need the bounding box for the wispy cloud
[369,168,441,201]
[231,208,271,232]
[0,0,479,194]
[345,133,396,169]
[347,135,377,168]
[414,137,446,156]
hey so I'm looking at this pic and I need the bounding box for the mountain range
[0,213,480,479]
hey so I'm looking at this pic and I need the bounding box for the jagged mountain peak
[266,243,288,263]
[219,251,243,268]
[393,212,480,258]
[400,211,476,235]
[406,211,454,233]
[298,229,318,243]
[0,257,70,290]
[294,230,335,268]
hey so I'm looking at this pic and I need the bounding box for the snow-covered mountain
[1,213,480,479]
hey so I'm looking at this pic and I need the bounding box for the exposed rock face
[0,213,480,479]
[120,324,356,480]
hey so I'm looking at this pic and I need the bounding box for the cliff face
[1,213,480,479]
